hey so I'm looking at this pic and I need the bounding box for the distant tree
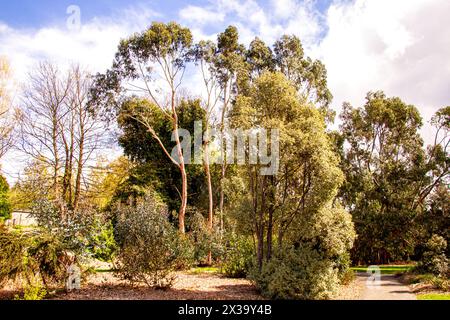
[19,63,103,209]
[339,92,449,264]
[232,72,353,267]
[214,26,247,234]
[10,160,53,211]
[0,174,11,220]
[86,156,133,210]
[246,37,275,78]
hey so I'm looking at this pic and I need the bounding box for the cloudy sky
[0,0,449,184]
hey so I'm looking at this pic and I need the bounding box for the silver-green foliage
[114,193,187,288]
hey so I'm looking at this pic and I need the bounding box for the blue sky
[0,0,334,29]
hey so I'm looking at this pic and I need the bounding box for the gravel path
[356,274,416,300]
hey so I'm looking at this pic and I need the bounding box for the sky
[0,0,449,184]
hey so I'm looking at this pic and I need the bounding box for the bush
[250,245,339,300]
[31,199,98,257]
[221,234,254,278]
[0,225,27,286]
[114,193,186,288]
[27,232,68,286]
[0,225,70,294]
[417,235,449,277]
[14,277,47,300]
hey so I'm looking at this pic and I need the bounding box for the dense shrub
[0,225,27,286]
[250,245,339,300]
[114,193,187,288]
[31,199,98,257]
[221,234,254,278]
[0,225,70,292]
[417,234,449,277]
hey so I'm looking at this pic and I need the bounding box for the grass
[351,265,414,274]
[417,293,450,300]
[189,266,219,274]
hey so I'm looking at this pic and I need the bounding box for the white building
[5,211,37,227]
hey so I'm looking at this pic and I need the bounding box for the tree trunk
[219,84,229,235]
[73,128,84,210]
[52,115,59,200]
[171,93,187,233]
[266,176,275,260]
[204,133,214,265]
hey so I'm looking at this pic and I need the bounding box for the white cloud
[1,0,449,183]
[0,7,160,184]
[179,5,225,25]
[313,0,450,143]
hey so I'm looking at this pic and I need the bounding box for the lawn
[189,267,220,274]
[351,265,414,275]
[417,293,450,300]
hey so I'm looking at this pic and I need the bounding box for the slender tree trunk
[67,116,74,206]
[266,176,276,260]
[52,115,59,199]
[219,84,228,234]
[171,92,187,233]
[204,130,214,265]
[73,127,84,210]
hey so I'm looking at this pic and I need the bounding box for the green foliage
[114,192,187,288]
[229,71,355,299]
[186,210,223,265]
[88,221,117,262]
[417,235,449,276]
[116,97,209,214]
[0,174,11,221]
[30,199,99,257]
[405,273,449,291]
[250,245,339,300]
[14,278,47,300]
[273,35,333,114]
[338,91,446,264]
[221,234,254,278]
[0,225,27,286]
[27,232,67,285]
[0,224,69,293]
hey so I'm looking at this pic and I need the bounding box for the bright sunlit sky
[0,0,449,184]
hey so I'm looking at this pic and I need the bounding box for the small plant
[14,278,47,300]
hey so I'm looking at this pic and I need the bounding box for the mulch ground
[1,270,362,300]
[51,271,264,300]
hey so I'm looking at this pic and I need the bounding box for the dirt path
[356,274,416,300]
